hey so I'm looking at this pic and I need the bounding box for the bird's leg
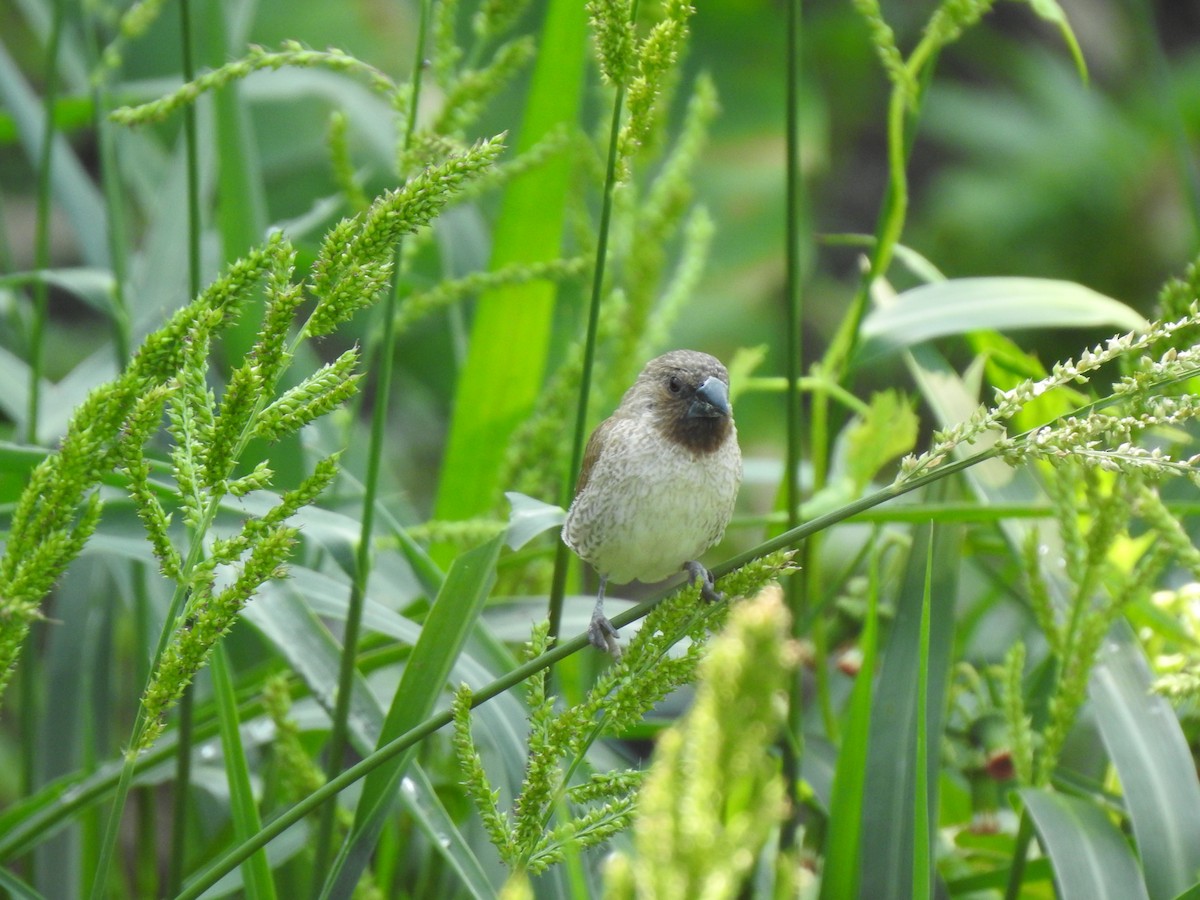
[683,560,723,604]
[588,576,622,658]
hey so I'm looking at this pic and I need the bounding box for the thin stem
[314,0,433,879]
[781,0,805,853]
[168,0,203,887]
[74,0,131,365]
[1004,808,1034,900]
[166,688,194,895]
[90,755,137,900]
[546,16,636,647]
[27,0,65,445]
[312,265,401,878]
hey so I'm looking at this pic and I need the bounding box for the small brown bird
[563,350,742,656]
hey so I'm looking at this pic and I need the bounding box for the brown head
[620,349,734,455]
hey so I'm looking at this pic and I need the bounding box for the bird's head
[632,350,735,454]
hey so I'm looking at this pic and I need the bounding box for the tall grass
[2,0,1200,897]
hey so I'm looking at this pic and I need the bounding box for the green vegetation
[2,0,1200,896]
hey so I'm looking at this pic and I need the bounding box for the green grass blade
[817,536,880,899]
[211,645,277,900]
[248,569,532,793]
[321,533,504,896]
[0,41,108,267]
[0,346,33,432]
[240,582,499,896]
[434,0,588,529]
[858,516,961,898]
[0,865,48,900]
[1090,625,1200,900]
[912,532,933,900]
[1022,787,1150,900]
[405,763,498,900]
[242,585,386,752]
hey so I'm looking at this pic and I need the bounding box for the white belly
[562,417,741,585]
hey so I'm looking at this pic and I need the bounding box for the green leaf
[504,490,566,550]
[912,534,934,900]
[0,268,116,315]
[434,0,589,534]
[0,864,48,900]
[0,348,32,429]
[1090,627,1200,900]
[1022,787,1149,900]
[210,646,277,900]
[859,277,1147,360]
[844,390,918,492]
[256,564,526,743]
[242,582,498,899]
[858,516,962,898]
[818,536,881,899]
[0,42,109,267]
[404,764,499,900]
[321,533,505,896]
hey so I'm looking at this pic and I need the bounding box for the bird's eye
[667,375,683,394]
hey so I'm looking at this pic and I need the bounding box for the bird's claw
[683,560,723,603]
[588,614,623,659]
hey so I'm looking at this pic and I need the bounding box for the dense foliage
[2,0,1200,897]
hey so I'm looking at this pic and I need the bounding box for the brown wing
[574,415,617,497]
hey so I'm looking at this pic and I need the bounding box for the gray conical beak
[688,376,731,419]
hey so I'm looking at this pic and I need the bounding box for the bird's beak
[688,376,731,419]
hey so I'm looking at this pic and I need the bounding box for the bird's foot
[588,613,623,659]
[683,560,723,604]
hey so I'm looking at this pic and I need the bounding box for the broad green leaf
[1090,627,1200,900]
[243,585,386,753]
[404,765,499,900]
[242,583,498,899]
[434,0,588,533]
[1022,787,1148,900]
[251,568,530,794]
[201,826,310,900]
[858,515,962,897]
[859,277,1146,361]
[322,533,504,897]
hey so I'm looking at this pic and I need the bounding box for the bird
[562,350,742,657]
